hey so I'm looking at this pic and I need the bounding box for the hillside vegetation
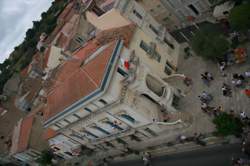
[0,0,68,93]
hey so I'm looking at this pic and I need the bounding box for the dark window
[130,134,141,142]
[132,10,143,19]
[139,41,161,62]
[64,119,71,124]
[117,67,128,77]
[99,99,107,105]
[64,152,73,156]
[164,65,172,75]
[141,93,159,105]
[172,94,180,108]
[140,40,149,52]
[73,114,81,119]
[164,38,175,49]
[188,4,199,15]
[83,130,99,139]
[223,11,229,15]
[145,128,158,136]
[54,124,62,129]
[84,107,92,112]
[120,114,135,123]
[164,61,175,75]
[149,24,159,35]
[92,126,110,135]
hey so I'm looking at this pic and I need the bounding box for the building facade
[159,0,212,27]
[41,24,184,158]
[86,0,181,76]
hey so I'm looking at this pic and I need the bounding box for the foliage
[0,0,68,93]
[229,3,250,32]
[213,113,244,137]
[190,25,230,60]
[36,150,54,166]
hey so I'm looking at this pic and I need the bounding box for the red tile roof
[43,24,135,123]
[58,2,75,22]
[43,40,117,122]
[11,115,34,154]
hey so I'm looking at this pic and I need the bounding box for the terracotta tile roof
[58,2,75,22]
[55,14,80,50]
[43,24,135,124]
[42,128,58,140]
[43,40,117,122]
[10,115,34,154]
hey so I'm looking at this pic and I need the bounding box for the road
[110,144,248,166]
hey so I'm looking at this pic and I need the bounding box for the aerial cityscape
[0,0,249,165]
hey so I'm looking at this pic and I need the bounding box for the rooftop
[10,115,49,155]
[43,40,118,123]
[10,115,34,155]
[43,24,135,126]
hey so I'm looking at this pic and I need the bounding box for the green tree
[229,3,250,32]
[191,25,230,60]
[213,113,243,137]
[36,150,54,166]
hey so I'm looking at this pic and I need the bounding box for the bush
[191,25,230,60]
[213,113,243,137]
[36,150,54,166]
[229,3,250,32]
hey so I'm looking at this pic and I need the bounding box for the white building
[41,24,184,159]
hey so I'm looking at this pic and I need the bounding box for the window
[130,134,141,142]
[117,67,128,77]
[188,4,199,15]
[139,41,161,62]
[64,152,73,156]
[75,36,84,44]
[63,119,71,124]
[99,99,107,105]
[149,24,159,35]
[82,130,99,139]
[164,38,175,49]
[132,9,142,19]
[164,61,175,75]
[104,121,123,131]
[145,128,157,136]
[120,114,135,123]
[84,107,92,112]
[92,126,110,135]
[73,114,81,119]
[164,65,172,75]
[54,124,62,129]
[172,94,180,108]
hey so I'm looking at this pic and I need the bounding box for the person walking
[201,73,209,86]
[222,83,232,97]
[204,72,214,81]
